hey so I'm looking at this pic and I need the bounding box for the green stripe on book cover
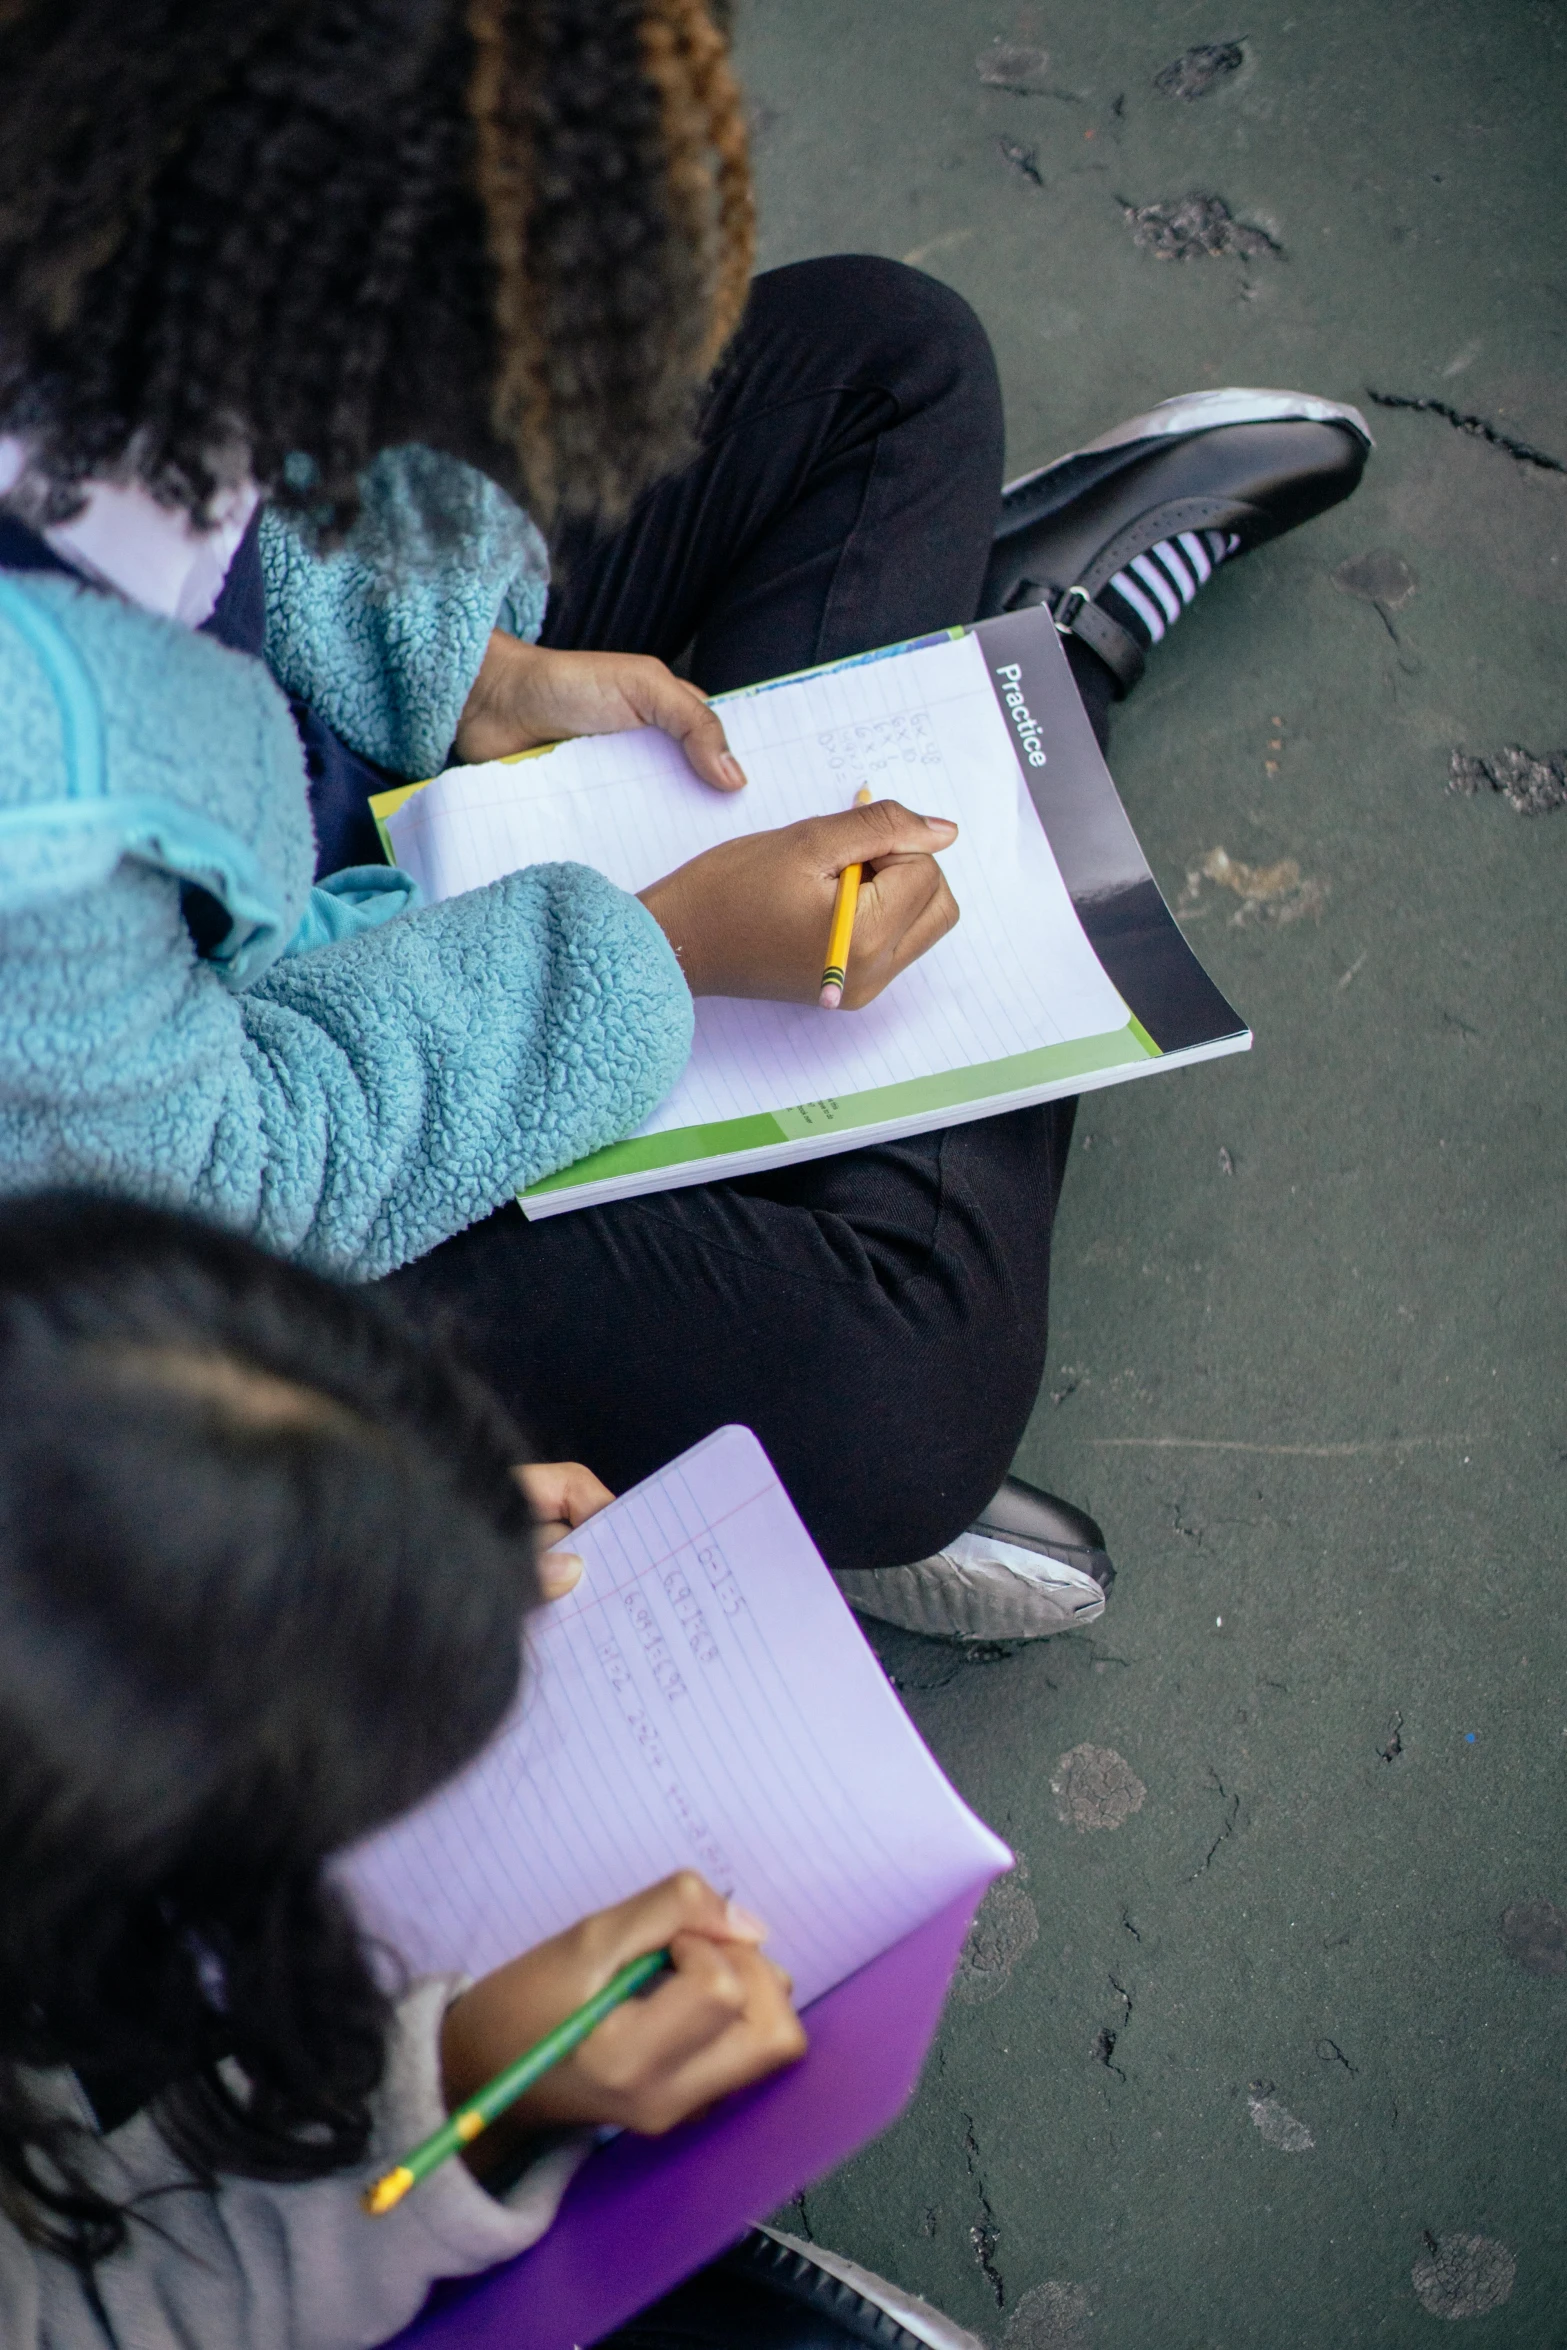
[521,1021,1156,1202]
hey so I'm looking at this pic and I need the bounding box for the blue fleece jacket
[0,460,692,1279]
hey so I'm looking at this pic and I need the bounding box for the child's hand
[638,798,960,1007]
[438,1873,805,2162]
[453,633,748,795]
[513,1460,614,1600]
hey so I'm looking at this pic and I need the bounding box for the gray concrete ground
[734,3,1567,2342]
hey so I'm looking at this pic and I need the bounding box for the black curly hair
[0,1191,545,2274]
[0,0,753,532]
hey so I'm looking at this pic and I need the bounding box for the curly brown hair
[0,0,753,531]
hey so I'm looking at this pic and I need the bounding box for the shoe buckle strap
[1050,584,1146,697]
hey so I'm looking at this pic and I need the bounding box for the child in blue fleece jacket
[0,0,1134,1623]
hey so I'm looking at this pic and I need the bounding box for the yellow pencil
[819,785,874,1009]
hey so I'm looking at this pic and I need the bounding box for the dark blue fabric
[203,513,397,877]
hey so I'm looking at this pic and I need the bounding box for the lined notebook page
[340,1428,1008,2010]
[385,633,1131,1136]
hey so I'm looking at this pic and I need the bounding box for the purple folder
[389,1886,983,2350]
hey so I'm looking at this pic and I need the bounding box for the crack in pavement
[1090,2023,1126,2083]
[1192,1770,1242,1877]
[998,137,1045,188]
[1366,389,1567,473]
[962,2116,1006,2308]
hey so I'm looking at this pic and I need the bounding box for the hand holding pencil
[638,799,959,1009]
[367,1873,805,2212]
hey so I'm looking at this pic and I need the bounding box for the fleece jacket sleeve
[10,1979,592,2350]
[259,446,551,780]
[0,853,691,1283]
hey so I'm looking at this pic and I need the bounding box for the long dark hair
[0,1192,543,2271]
[0,0,753,532]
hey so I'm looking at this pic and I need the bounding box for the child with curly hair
[0,0,1367,1636]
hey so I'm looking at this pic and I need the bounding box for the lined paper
[386,632,1131,1141]
[340,1428,1008,2009]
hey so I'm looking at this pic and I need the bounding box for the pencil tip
[363,2168,414,2216]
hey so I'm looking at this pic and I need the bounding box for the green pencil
[363,1948,672,2215]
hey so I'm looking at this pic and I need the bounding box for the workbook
[344,1424,1010,2350]
[373,604,1248,1218]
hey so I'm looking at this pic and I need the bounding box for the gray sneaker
[834,1476,1113,1643]
[746,2227,988,2350]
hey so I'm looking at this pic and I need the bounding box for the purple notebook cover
[389,1885,984,2350]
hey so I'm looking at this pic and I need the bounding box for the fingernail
[922,815,957,835]
[718,753,747,790]
[724,1899,769,1942]
[539,1550,583,1599]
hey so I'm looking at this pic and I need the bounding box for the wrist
[454,631,550,764]
[638,873,710,996]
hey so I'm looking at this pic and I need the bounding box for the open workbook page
[341,1427,1009,2010]
[378,610,1247,1211]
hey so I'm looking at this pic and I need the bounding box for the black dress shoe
[971,1472,1114,1592]
[980,387,1372,695]
[833,1474,1115,1643]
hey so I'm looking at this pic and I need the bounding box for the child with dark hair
[0,0,1367,1641]
[0,1190,996,2350]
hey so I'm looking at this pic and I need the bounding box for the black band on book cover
[972,606,1245,1056]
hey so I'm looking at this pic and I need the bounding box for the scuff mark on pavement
[1332,548,1417,638]
[1090,1434,1472,1456]
[976,41,1082,101]
[901,227,975,270]
[963,2116,1006,2307]
[1367,389,1566,474]
[1500,1895,1567,1977]
[954,1875,1040,2004]
[977,40,1051,90]
[1247,2083,1315,2151]
[1052,1743,1146,1832]
[1412,2232,1517,2318]
[1155,41,1244,99]
[1449,744,1567,816]
[1003,2279,1093,2348]
[1177,846,1326,927]
[1118,192,1281,260]
[1333,548,1419,612]
[1380,1709,1404,1764]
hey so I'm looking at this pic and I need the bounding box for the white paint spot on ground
[954,1876,1039,2004]
[1051,1745,1145,1832]
[1411,2233,1517,2318]
[976,40,1052,90]
[1003,2279,1092,2348]
[1177,846,1327,928]
[900,228,975,270]
[1247,2087,1315,2151]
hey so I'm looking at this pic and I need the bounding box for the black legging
[386,256,1095,1573]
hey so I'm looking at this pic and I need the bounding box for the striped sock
[1098,529,1240,649]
